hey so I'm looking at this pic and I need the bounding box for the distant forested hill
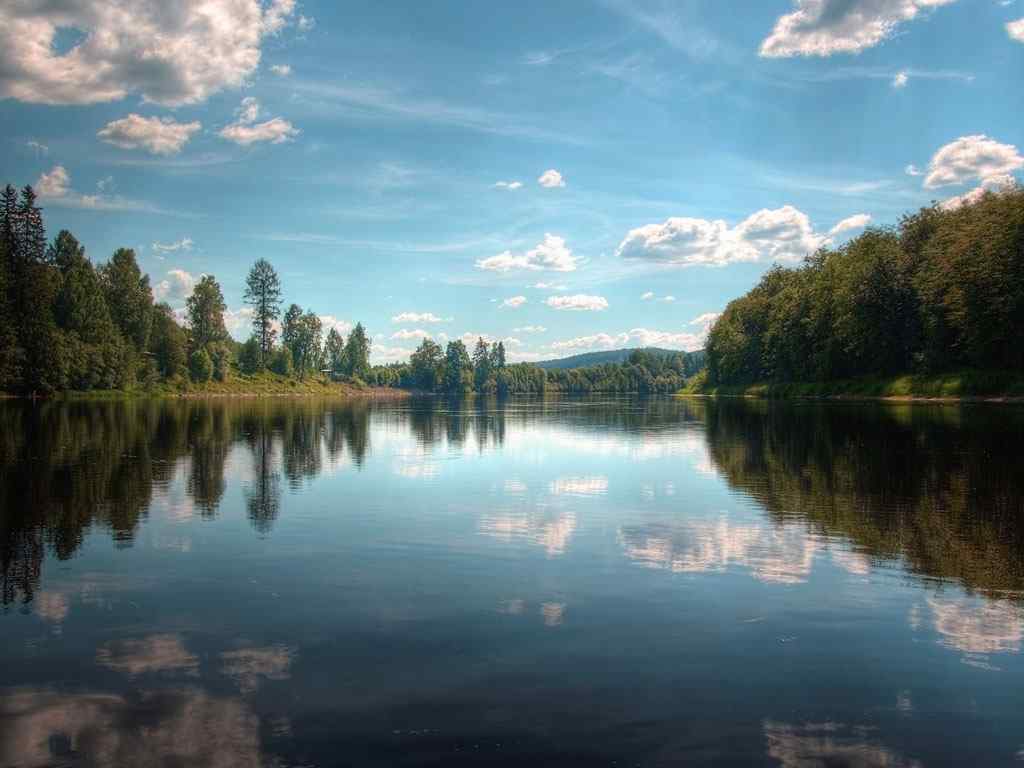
[537,347,705,370]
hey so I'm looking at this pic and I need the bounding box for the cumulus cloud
[494,180,523,190]
[501,295,527,309]
[534,281,567,290]
[513,325,546,333]
[152,237,194,254]
[0,0,300,106]
[219,97,299,145]
[476,233,578,272]
[828,213,872,236]
[36,165,70,199]
[392,328,432,340]
[545,294,608,311]
[154,269,197,303]
[618,205,844,267]
[892,71,909,88]
[98,114,201,155]
[939,174,1017,210]
[392,312,446,323]
[550,327,705,353]
[1008,18,1024,41]
[537,169,566,188]
[319,315,353,337]
[922,134,1024,188]
[759,0,957,58]
[689,312,722,328]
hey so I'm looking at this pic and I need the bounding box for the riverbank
[4,372,411,400]
[679,370,1024,403]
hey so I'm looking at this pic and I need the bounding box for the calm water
[2,396,1024,767]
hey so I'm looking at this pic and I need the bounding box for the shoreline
[677,392,1024,405]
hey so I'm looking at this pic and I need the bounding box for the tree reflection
[0,399,376,606]
[697,399,1024,601]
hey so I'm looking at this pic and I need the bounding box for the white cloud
[828,213,872,236]
[372,343,415,364]
[501,295,527,309]
[545,294,608,312]
[98,114,201,155]
[154,269,197,304]
[513,325,546,333]
[549,327,706,353]
[689,312,722,328]
[923,135,1024,188]
[297,15,316,32]
[391,328,432,340]
[0,0,299,106]
[537,169,566,188]
[35,164,161,212]
[641,291,655,300]
[493,180,523,190]
[939,174,1017,210]
[223,306,256,339]
[26,140,48,156]
[319,315,353,337]
[391,312,447,323]
[533,281,567,290]
[617,205,862,267]
[476,233,578,273]
[36,165,70,199]
[152,237,194,254]
[219,97,299,145]
[905,163,923,176]
[1008,18,1024,41]
[892,71,909,88]
[760,0,957,58]
[270,64,292,76]
[658,295,676,303]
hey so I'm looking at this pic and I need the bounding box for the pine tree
[343,322,370,379]
[185,275,228,351]
[243,258,282,366]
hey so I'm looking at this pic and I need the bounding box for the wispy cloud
[287,80,590,145]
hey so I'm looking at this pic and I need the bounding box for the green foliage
[151,303,188,379]
[325,327,346,376]
[101,248,153,353]
[443,340,472,393]
[238,336,262,375]
[189,347,213,383]
[269,346,294,377]
[209,342,232,382]
[243,258,281,364]
[408,338,443,390]
[706,186,1024,386]
[343,322,371,379]
[186,275,228,351]
[282,305,323,378]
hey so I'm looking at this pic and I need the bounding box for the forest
[0,183,373,394]
[0,181,706,397]
[704,186,1024,387]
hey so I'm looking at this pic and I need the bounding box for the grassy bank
[13,371,411,400]
[679,369,1024,402]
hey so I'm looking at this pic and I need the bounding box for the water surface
[2,396,1024,766]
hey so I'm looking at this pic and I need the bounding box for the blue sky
[2,0,1023,362]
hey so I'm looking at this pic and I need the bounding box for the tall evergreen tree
[243,258,282,365]
[472,337,491,391]
[185,275,228,351]
[325,327,346,375]
[443,340,472,394]
[101,248,153,352]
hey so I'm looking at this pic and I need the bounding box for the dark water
[2,396,1024,767]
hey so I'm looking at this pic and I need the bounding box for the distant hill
[535,347,705,370]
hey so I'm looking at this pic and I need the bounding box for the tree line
[705,186,1024,386]
[0,183,371,394]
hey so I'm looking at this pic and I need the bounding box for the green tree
[186,275,228,352]
[325,327,346,376]
[151,303,188,379]
[443,340,472,394]
[189,347,213,383]
[101,248,153,353]
[243,258,281,366]
[238,336,262,375]
[270,346,293,376]
[344,322,371,379]
[409,337,443,390]
[472,337,492,392]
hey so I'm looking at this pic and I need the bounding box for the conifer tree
[243,258,282,366]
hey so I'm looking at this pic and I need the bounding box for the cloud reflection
[763,720,922,767]
[619,517,821,584]
[95,634,199,677]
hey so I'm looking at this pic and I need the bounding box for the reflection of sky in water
[3,398,1024,766]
